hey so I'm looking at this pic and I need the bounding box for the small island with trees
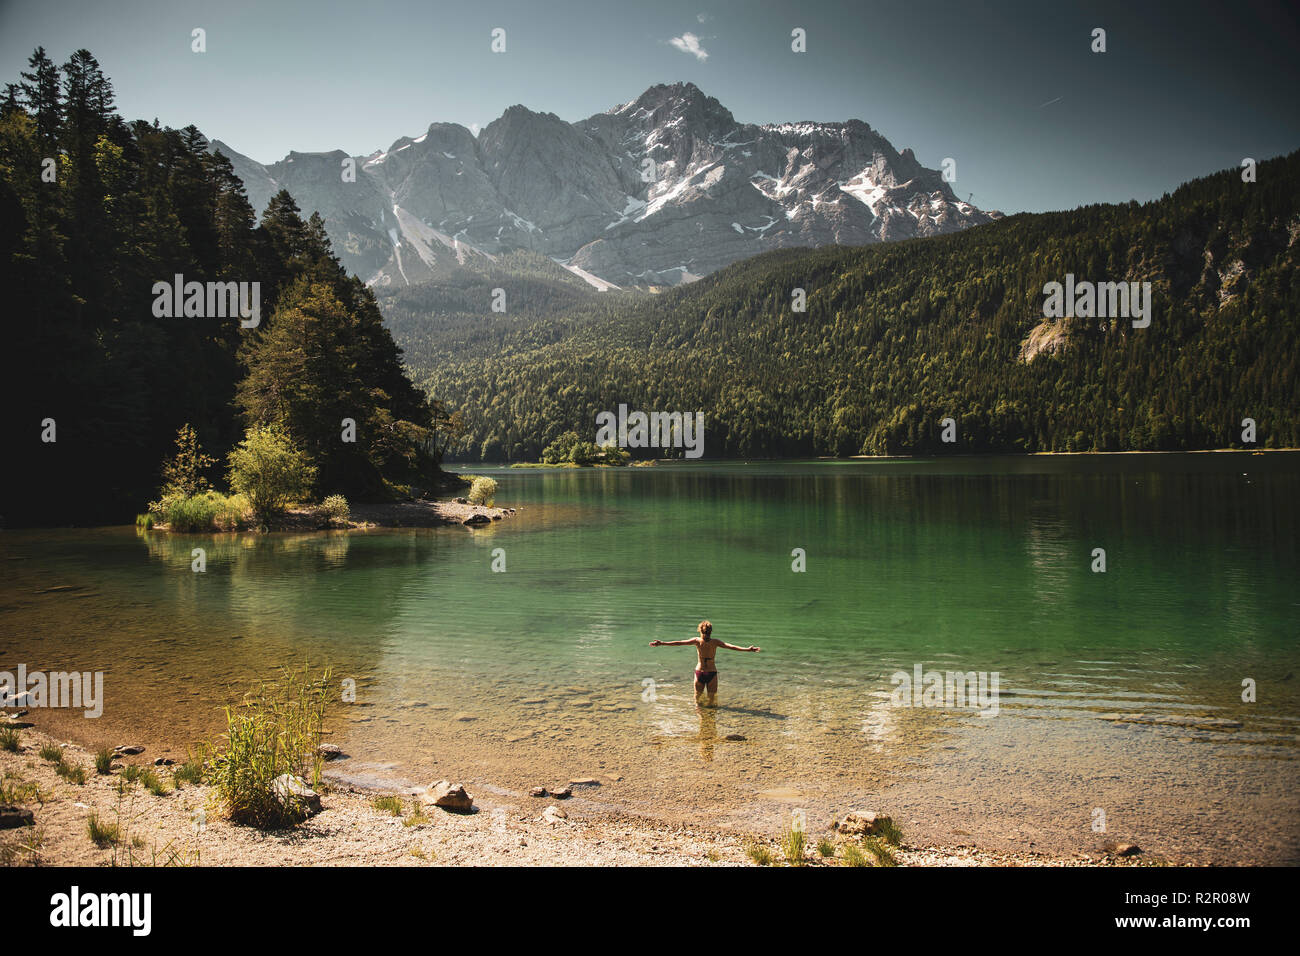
[1,47,508,531]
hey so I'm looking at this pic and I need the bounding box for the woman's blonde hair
[698,620,712,638]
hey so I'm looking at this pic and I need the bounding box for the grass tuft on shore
[402,799,431,827]
[93,748,114,774]
[0,727,19,752]
[38,742,62,763]
[207,663,332,829]
[781,826,807,866]
[55,761,87,785]
[874,818,904,847]
[862,836,899,866]
[841,843,871,867]
[87,812,120,847]
[0,772,40,804]
[139,769,169,796]
[744,841,775,866]
[172,756,204,787]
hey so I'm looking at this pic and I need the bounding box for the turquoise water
[3,454,1298,860]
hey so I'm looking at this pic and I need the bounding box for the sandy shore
[1,722,1162,867]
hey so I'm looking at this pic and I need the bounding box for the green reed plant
[208,663,332,828]
[781,826,807,866]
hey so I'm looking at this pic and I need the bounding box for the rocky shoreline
[1,723,1167,867]
[345,499,516,529]
[149,499,517,533]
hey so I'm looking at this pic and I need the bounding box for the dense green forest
[391,153,1299,462]
[0,49,448,526]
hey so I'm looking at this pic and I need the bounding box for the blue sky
[2,0,1297,213]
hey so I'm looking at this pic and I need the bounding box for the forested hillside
[406,152,1299,461]
[1,49,448,525]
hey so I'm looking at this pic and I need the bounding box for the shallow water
[3,454,1298,861]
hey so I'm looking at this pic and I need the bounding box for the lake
[2,454,1298,862]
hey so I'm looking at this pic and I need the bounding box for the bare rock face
[211,83,998,290]
[425,780,474,813]
[1019,319,1073,364]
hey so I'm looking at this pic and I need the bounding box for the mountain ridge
[210,82,1001,289]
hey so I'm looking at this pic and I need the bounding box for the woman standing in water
[649,620,760,704]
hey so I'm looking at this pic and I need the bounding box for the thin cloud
[670,32,709,61]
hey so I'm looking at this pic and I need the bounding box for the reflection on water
[2,454,1298,860]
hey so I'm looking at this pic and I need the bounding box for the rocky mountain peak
[212,83,999,289]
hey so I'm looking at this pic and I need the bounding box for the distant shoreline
[449,448,1300,467]
[848,448,1300,460]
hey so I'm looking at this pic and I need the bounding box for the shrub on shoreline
[159,424,217,499]
[227,425,317,526]
[147,491,253,532]
[319,494,350,524]
[467,476,498,506]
